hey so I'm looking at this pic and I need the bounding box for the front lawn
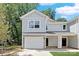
[50,52,79,56]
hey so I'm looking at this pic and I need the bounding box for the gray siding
[22,12,47,32]
[68,36,78,48]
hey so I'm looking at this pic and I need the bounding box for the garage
[24,36,44,49]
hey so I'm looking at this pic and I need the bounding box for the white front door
[24,36,44,49]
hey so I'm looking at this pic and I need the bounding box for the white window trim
[62,24,67,31]
[28,20,40,28]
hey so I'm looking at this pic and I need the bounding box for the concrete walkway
[41,48,79,52]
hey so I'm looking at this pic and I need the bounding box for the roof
[54,32,76,35]
[23,32,76,36]
[20,9,55,21]
[20,9,68,24]
[68,17,79,26]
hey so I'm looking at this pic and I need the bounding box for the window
[29,21,34,28]
[46,26,48,30]
[35,21,39,28]
[29,21,40,28]
[63,25,66,30]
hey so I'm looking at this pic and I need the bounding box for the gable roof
[20,9,54,21]
[68,17,79,26]
[20,9,68,24]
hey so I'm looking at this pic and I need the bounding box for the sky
[36,3,79,21]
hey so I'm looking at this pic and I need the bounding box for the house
[69,17,79,48]
[20,9,79,49]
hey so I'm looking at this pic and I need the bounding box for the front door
[62,38,66,47]
[46,38,48,46]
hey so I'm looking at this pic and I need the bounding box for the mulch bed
[0,46,21,56]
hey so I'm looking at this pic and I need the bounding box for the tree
[42,8,56,20]
[0,4,10,43]
[0,4,10,54]
[0,15,10,43]
[56,18,67,22]
[0,3,38,45]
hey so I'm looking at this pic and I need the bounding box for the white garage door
[24,36,44,49]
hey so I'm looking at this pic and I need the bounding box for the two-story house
[69,17,79,48]
[20,9,78,49]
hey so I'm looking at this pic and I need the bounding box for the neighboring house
[20,9,78,49]
[69,17,79,48]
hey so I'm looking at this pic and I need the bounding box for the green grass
[50,52,79,56]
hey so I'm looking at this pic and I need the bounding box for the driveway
[17,49,52,56]
[17,48,79,56]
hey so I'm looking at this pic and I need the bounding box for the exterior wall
[76,23,79,48]
[69,17,79,34]
[67,23,70,32]
[70,22,79,48]
[22,34,24,48]
[47,21,68,32]
[68,36,78,48]
[22,12,47,32]
[70,23,77,33]
[77,34,79,48]
[76,23,79,33]
[22,19,27,32]
[48,37,58,47]
[47,23,62,31]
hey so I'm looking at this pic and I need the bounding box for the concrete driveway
[17,48,79,56]
[17,49,52,56]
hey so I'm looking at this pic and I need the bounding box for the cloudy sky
[36,3,79,21]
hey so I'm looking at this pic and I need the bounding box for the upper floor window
[46,26,48,30]
[63,25,66,30]
[29,21,34,28]
[35,21,39,28]
[29,21,40,28]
